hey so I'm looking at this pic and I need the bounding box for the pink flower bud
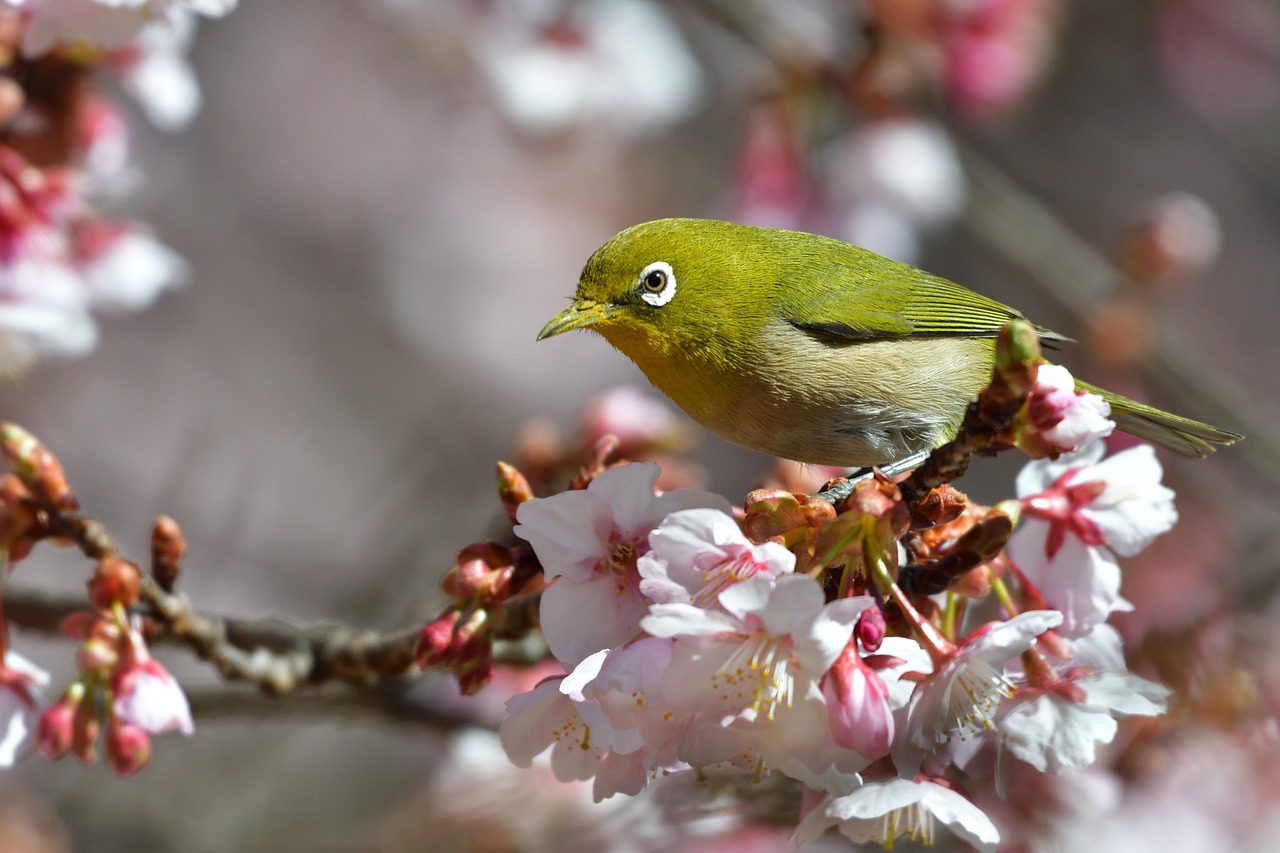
[856,607,887,652]
[37,688,81,760]
[440,543,515,603]
[822,642,895,760]
[105,719,151,776]
[1018,365,1114,457]
[455,653,495,697]
[415,609,463,668]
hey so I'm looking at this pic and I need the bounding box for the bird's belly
[639,335,993,468]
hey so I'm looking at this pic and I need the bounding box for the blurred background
[2,0,1279,850]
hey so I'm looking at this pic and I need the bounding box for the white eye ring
[638,261,677,307]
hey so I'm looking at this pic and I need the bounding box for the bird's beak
[537,299,616,341]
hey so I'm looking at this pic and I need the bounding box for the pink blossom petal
[641,602,739,639]
[500,676,600,776]
[540,573,647,667]
[113,667,194,736]
[515,489,610,582]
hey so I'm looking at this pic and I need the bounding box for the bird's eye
[637,261,676,307]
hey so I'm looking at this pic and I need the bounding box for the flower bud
[0,474,37,565]
[823,642,894,760]
[440,543,515,603]
[856,606,887,652]
[910,484,968,529]
[0,423,76,510]
[900,501,1021,595]
[1016,364,1114,457]
[1086,296,1154,369]
[105,719,151,776]
[415,608,494,694]
[568,434,621,490]
[455,651,494,697]
[496,461,534,522]
[111,625,195,736]
[1119,192,1220,291]
[38,685,83,760]
[150,515,185,591]
[743,489,836,543]
[88,556,142,610]
[982,320,1041,426]
[415,609,463,668]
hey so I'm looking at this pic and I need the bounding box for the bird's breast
[613,321,994,468]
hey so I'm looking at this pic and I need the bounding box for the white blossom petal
[1006,519,1125,636]
[795,779,999,852]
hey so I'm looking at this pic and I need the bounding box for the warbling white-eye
[538,218,1241,468]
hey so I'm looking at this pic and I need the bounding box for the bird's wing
[778,260,1068,343]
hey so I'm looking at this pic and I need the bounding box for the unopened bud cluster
[0,422,194,777]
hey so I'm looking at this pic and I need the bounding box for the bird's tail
[1076,380,1243,458]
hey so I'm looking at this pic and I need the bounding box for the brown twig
[7,496,550,697]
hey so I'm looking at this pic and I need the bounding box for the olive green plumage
[539,218,1240,467]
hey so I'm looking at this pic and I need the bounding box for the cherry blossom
[0,649,48,765]
[1020,364,1116,455]
[637,508,794,608]
[1007,442,1177,635]
[579,637,689,772]
[12,0,236,56]
[940,0,1060,120]
[643,574,870,724]
[794,777,1000,852]
[470,0,703,137]
[1000,670,1169,778]
[828,118,966,264]
[111,625,194,736]
[998,624,1169,784]
[894,610,1063,778]
[642,575,874,792]
[0,145,186,370]
[515,461,728,667]
[113,8,204,131]
[499,648,667,801]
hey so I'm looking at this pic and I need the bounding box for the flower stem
[872,557,954,666]
[991,575,1020,619]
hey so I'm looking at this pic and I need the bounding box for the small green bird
[538,218,1240,468]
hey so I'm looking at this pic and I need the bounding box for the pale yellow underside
[602,318,993,467]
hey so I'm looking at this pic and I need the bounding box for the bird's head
[538,219,775,365]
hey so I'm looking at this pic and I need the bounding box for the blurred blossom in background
[1,0,1279,850]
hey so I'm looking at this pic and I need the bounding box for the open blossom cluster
[0,0,235,374]
[498,369,1175,850]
